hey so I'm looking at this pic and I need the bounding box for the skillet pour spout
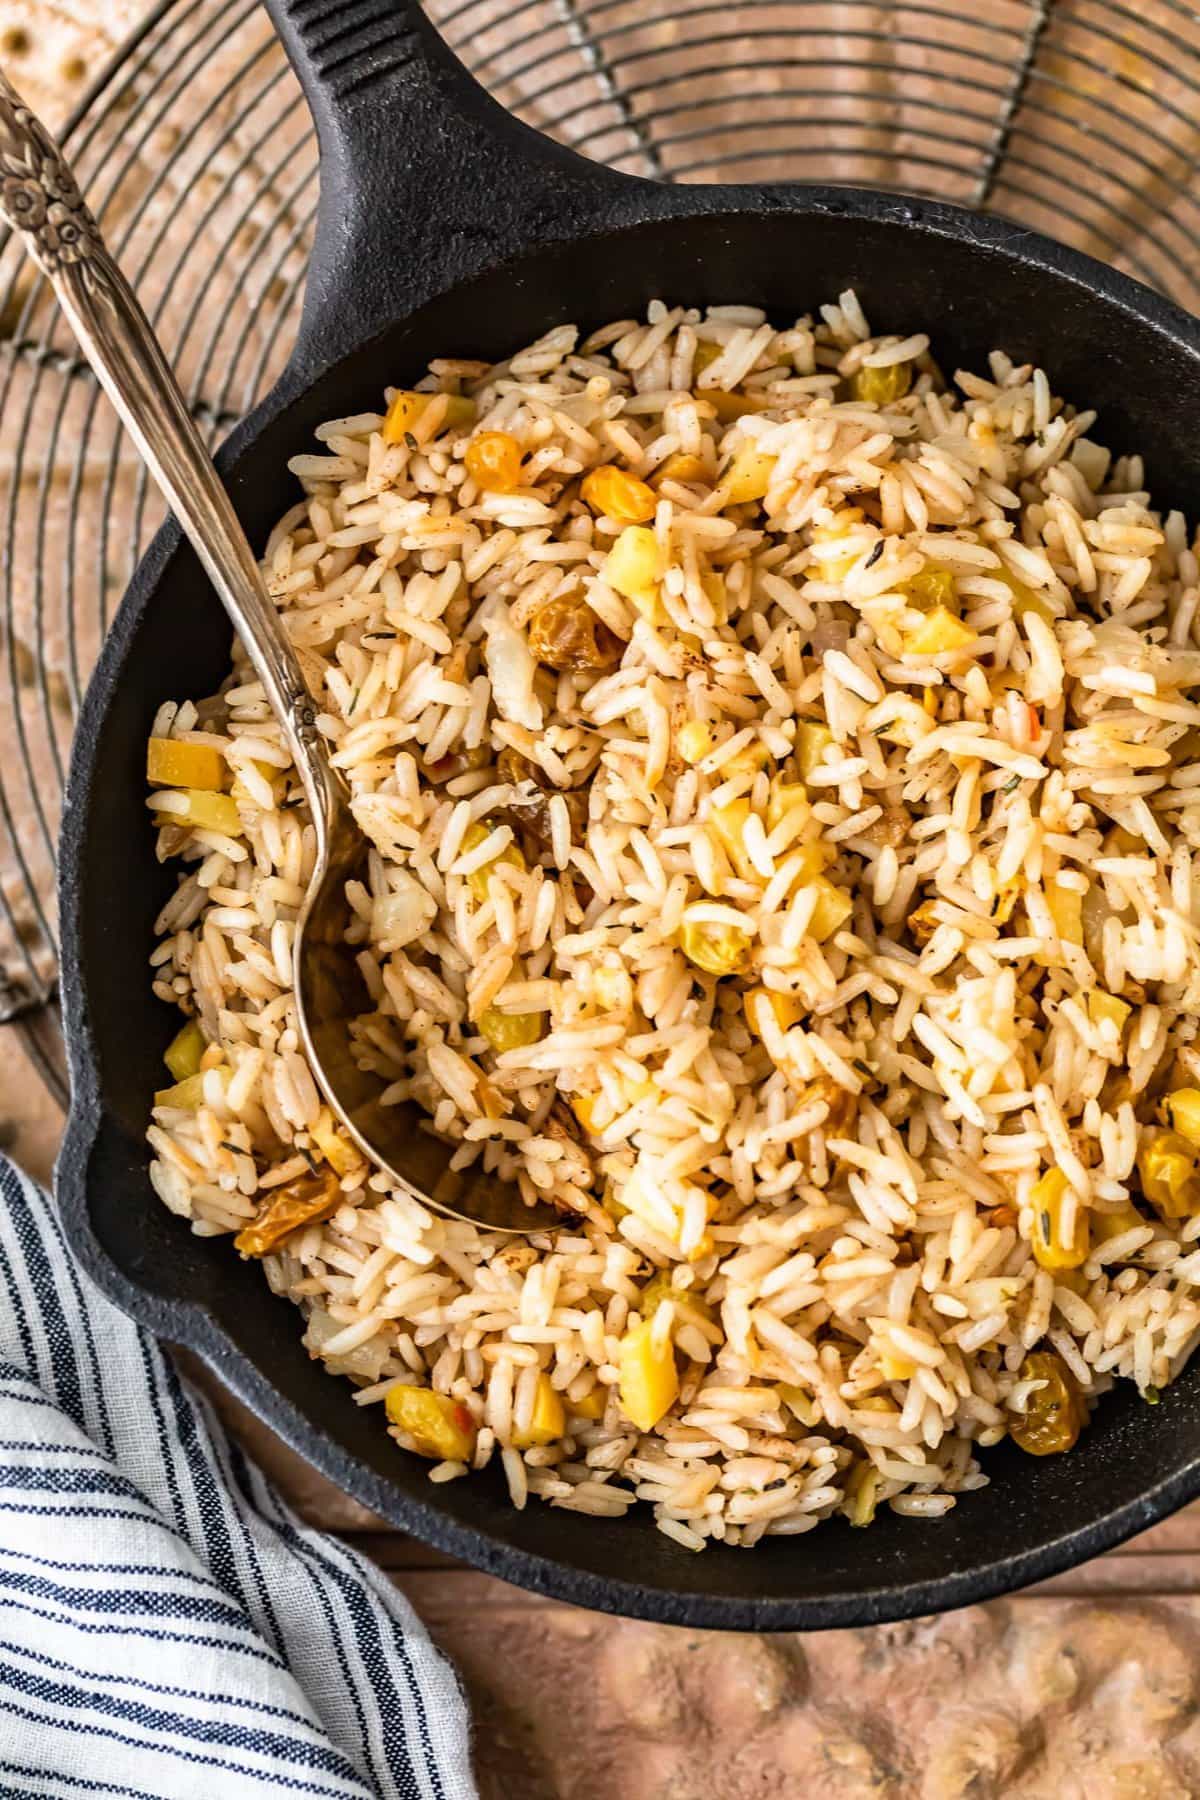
[53,0,1200,1629]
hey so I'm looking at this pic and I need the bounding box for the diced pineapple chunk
[570,1388,607,1421]
[794,722,834,781]
[700,569,728,622]
[677,720,713,764]
[593,966,631,1011]
[230,760,285,807]
[382,389,474,444]
[1087,989,1131,1035]
[164,1018,206,1083]
[154,1072,207,1111]
[654,451,709,488]
[1045,880,1083,947]
[183,789,242,836]
[808,876,853,943]
[766,779,810,835]
[170,789,243,838]
[310,1105,363,1177]
[996,565,1055,621]
[617,1317,679,1433]
[584,1074,653,1127]
[147,736,226,792]
[1167,1089,1200,1151]
[879,1350,917,1382]
[902,606,976,656]
[724,740,772,780]
[385,1385,477,1461]
[744,987,806,1039]
[709,799,756,880]
[811,508,864,540]
[809,508,867,581]
[512,1374,565,1448]
[572,1091,604,1135]
[604,526,664,619]
[154,1067,227,1111]
[1029,1167,1088,1269]
[720,445,776,505]
[708,390,774,422]
[778,1383,819,1427]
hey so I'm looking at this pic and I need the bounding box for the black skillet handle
[263,0,643,379]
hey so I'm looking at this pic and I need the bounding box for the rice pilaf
[145,293,1200,1547]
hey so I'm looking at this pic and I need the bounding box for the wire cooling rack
[4,0,1200,1103]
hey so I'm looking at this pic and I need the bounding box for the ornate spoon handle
[0,69,341,829]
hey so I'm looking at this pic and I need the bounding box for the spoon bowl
[296,801,561,1232]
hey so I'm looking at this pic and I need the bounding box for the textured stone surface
[0,0,145,122]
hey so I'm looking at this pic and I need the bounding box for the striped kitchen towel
[0,1156,477,1799]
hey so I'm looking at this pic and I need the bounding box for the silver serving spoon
[0,70,558,1234]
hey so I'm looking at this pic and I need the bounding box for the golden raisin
[465,431,523,494]
[902,565,957,611]
[527,595,622,674]
[849,361,913,406]
[581,464,656,525]
[496,746,588,848]
[1009,1351,1085,1456]
[476,1005,543,1051]
[235,1169,341,1258]
[459,819,525,902]
[679,912,750,975]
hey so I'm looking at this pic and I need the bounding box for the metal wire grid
[3,0,1200,1105]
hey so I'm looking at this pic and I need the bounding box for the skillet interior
[59,199,1200,1629]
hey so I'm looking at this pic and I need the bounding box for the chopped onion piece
[371,874,437,951]
[484,606,544,731]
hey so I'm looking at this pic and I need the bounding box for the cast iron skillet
[56,0,1200,1629]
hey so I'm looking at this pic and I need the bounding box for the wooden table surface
[6,1019,1200,1799]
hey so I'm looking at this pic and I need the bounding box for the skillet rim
[57,182,1200,1630]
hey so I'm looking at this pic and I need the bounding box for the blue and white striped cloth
[0,1157,477,1798]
